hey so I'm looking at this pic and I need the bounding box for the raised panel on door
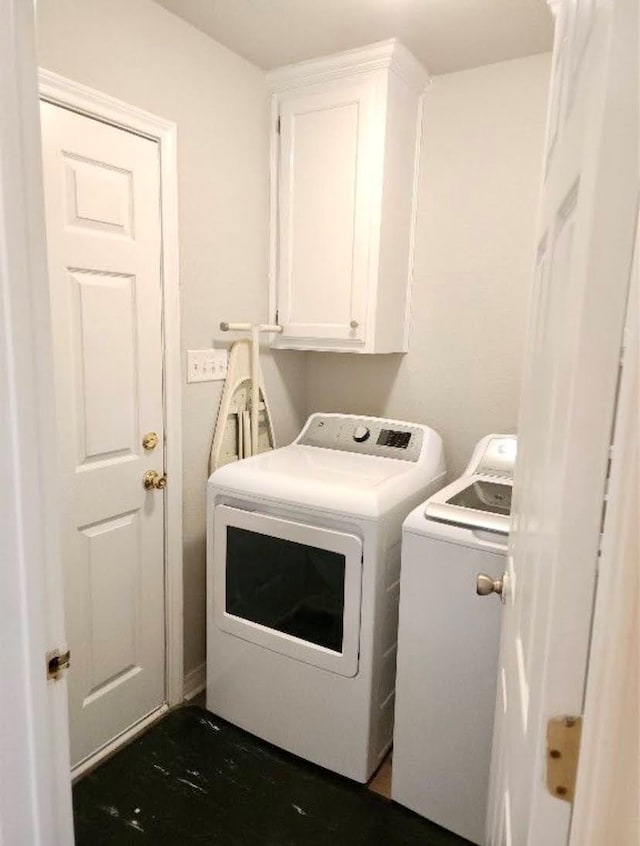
[276,80,376,347]
[69,269,138,465]
[40,101,166,767]
[78,511,142,704]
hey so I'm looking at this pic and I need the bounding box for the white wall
[36,0,307,679]
[35,3,549,684]
[306,53,551,477]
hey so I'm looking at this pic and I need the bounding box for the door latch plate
[546,715,582,802]
[47,648,71,681]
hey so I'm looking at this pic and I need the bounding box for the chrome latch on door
[47,648,71,681]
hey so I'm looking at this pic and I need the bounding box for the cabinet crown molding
[267,38,429,94]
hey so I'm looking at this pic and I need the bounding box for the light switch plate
[187,348,228,383]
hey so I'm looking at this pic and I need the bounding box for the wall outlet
[187,348,228,383]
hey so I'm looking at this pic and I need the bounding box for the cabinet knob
[350,320,359,330]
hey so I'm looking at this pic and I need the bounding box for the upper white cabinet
[268,40,429,353]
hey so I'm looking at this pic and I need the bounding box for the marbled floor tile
[73,706,472,846]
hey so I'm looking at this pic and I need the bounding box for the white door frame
[38,70,185,715]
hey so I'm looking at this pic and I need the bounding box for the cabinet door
[276,79,377,348]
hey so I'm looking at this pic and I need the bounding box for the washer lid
[424,475,512,535]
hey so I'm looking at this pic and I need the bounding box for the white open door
[0,1,74,843]
[487,0,638,844]
[569,223,639,846]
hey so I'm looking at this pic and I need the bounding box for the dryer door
[213,505,362,677]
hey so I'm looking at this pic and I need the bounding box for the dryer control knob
[353,425,370,443]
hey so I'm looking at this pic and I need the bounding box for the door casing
[38,69,184,770]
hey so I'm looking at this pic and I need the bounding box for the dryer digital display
[377,429,412,449]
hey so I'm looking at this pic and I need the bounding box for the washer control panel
[297,414,424,462]
[474,436,517,479]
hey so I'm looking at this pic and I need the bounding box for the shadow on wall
[182,532,207,676]
[305,354,405,418]
[265,349,309,444]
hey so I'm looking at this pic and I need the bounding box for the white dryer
[206,413,445,782]
[392,434,517,845]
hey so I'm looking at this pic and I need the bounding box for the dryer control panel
[297,414,425,462]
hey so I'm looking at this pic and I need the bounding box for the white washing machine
[392,434,517,845]
[206,413,445,782]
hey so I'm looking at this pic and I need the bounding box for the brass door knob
[476,573,504,597]
[143,470,167,490]
[350,319,359,329]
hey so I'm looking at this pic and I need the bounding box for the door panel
[63,152,134,236]
[80,511,140,698]
[277,80,375,343]
[487,1,638,843]
[290,102,358,326]
[40,101,166,767]
[70,270,138,461]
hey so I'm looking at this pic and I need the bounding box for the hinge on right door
[277,116,281,134]
[546,715,583,802]
[47,647,71,681]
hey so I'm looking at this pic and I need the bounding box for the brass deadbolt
[142,432,159,451]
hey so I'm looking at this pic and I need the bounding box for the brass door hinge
[546,715,583,802]
[47,648,71,681]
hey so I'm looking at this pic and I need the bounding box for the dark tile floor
[73,706,472,845]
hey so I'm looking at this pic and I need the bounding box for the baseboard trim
[183,662,206,701]
[71,703,168,782]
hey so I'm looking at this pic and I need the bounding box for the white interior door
[487,0,638,843]
[40,101,166,768]
[277,79,375,344]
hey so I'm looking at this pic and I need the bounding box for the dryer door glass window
[213,505,363,677]
[226,527,345,652]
